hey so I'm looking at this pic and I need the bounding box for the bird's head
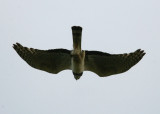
[73,72,83,80]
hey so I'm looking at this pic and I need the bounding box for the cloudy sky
[0,0,160,114]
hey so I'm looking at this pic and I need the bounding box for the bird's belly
[71,57,84,73]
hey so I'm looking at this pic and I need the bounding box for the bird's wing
[13,43,71,74]
[84,49,145,77]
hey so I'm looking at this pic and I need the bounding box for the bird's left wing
[84,49,145,77]
[13,43,71,74]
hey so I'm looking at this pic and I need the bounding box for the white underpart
[71,50,85,74]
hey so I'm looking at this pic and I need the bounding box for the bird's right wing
[84,49,145,77]
[13,43,71,74]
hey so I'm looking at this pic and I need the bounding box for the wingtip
[136,49,146,59]
[141,49,146,55]
[136,49,146,54]
[12,43,17,49]
[13,42,20,46]
[16,42,22,47]
[12,42,24,50]
[142,52,146,56]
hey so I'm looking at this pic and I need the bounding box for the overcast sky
[0,0,160,114]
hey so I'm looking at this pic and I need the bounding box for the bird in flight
[13,26,145,80]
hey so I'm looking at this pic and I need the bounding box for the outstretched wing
[84,49,145,77]
[13,43,71,74]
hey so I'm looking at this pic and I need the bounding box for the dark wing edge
[13,43,71,74]
[84,49,146,77]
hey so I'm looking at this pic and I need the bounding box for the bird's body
[13,26,145,80]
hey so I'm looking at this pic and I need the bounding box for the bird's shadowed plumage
[13,26,145,80]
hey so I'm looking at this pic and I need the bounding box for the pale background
[0,0,160,114]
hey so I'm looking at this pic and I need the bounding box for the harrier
[13,26,145,80]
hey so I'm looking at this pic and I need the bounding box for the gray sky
[0,0,160,114]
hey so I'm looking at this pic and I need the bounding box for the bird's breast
[71,53,85,74]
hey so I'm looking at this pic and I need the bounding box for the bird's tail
[72,26,82,51]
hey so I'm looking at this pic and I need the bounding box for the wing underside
[13,43,71,74]
[84,49,145,77]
